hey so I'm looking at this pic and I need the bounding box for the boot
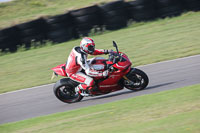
[75,85,90,97]
[85,85,99,95]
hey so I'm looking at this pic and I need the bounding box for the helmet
[80,37,95,54]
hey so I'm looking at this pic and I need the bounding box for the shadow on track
[80,82,176,102]
[145,82,176,90]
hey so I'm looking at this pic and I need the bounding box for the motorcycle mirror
[112,41,119,54]
[113,41,117,48]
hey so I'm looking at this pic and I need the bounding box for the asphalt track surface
[0,55,200,125]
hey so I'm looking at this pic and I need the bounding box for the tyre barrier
[69,5,102,36]
[156,0,183,18]
[182,0,200,11]
[0,26,21,52]
[99,0,128,30]
[126,0,157,21]
[46,13,77,43]
[16,18,48,49]
[0,0,199,52]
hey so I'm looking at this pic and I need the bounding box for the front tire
[124,68,149,91]
[53,78,83,103]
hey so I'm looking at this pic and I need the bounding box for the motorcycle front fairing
[112,53,132,70]
[97,66,131,93]
[92,53,132,94]
[97,71,124,93]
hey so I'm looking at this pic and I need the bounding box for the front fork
[123,67,135,82]
[123,68,140,86]
[123,75,135,86]
[123,75,130,81]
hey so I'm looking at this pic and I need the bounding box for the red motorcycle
[51,41,149,103]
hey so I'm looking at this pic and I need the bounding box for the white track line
[1,54,200,96]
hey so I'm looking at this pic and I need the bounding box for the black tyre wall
[126,0,157,21]
[46,13,77,43]
[99,0,129,30]
[0,0,198,53]
[69,5,102,36]
[16,18,48,48]
[182,0,200,11]
[0,26,21,52]
[100,0,126,12]
[155,0,184,18]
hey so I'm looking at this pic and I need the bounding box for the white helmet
[80,37,95,54]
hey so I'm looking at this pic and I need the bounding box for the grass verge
[0,12,200,93]
[0,84,200,133]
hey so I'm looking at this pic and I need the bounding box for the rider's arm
[77,54,104,77]
[92,49,110,55]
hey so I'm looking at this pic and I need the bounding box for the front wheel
[124,68,149,91]
[53,78,83,103]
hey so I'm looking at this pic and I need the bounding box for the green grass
[0,0,115,29]
[0,11,200,94]
[0,84,200,133]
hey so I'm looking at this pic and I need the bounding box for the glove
[102,70,109,77]
[104,49,113,54]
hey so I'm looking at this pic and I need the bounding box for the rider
[65,37,111,96]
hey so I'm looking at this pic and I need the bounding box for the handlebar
[108,51,121,63]
[106,41,127,71]
[106,51,126,71]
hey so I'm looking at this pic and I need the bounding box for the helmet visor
[88,45,95,54]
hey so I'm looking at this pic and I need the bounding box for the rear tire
[124,68,149,91]
[53,78,83,103]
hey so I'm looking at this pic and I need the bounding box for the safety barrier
[69,5,102,36]
[0,0,199,52]
[46,13,75,43]
[99,1,128,30]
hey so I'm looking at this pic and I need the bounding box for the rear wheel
[53,78,83,103]
[124,68,149,91]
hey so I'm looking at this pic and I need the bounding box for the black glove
[104,50,113,54]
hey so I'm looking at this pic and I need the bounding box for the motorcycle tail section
[51,64,67,77]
